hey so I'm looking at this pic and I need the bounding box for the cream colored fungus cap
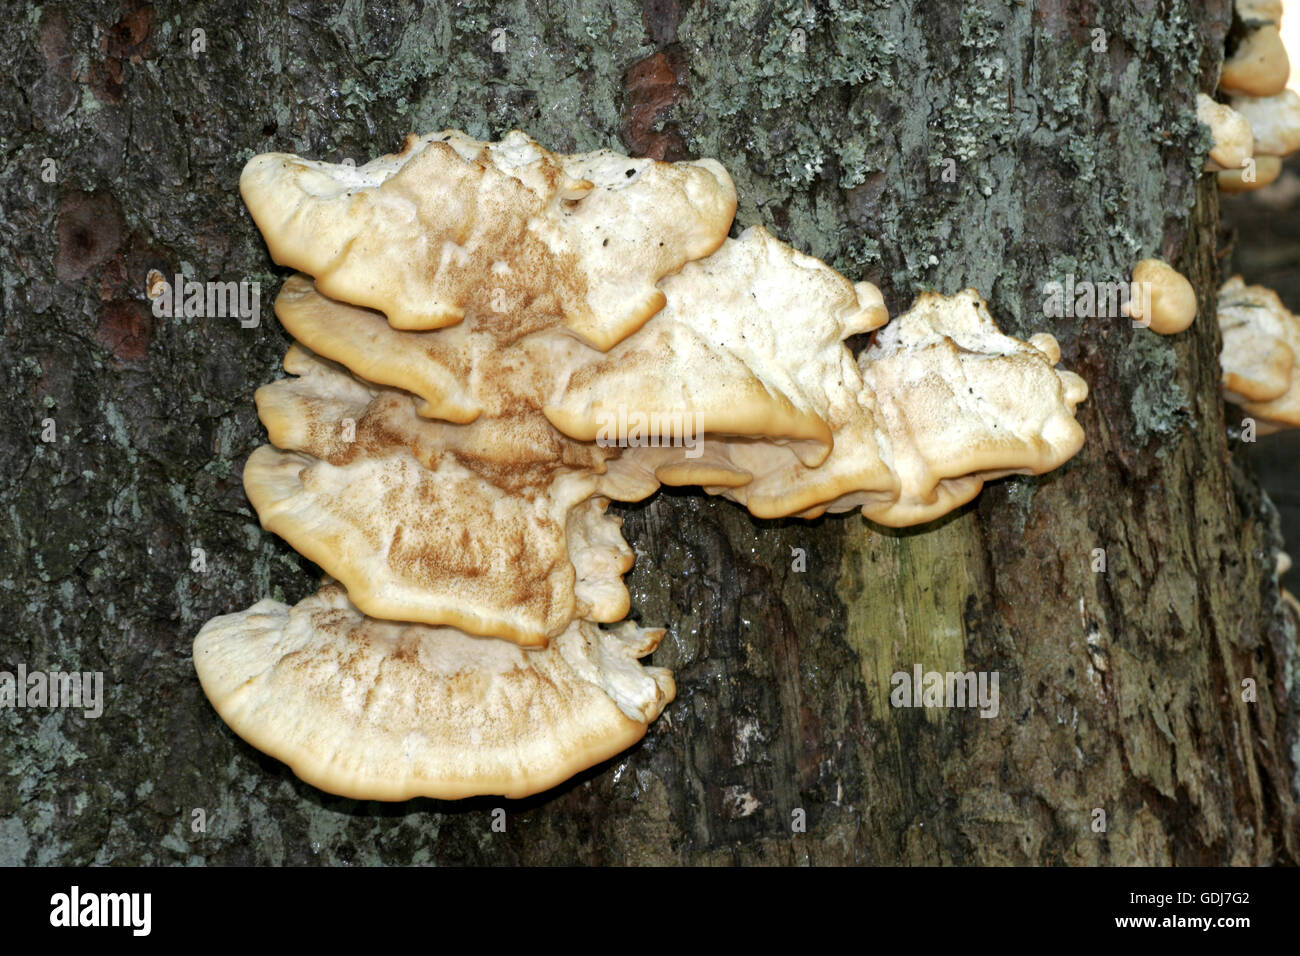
[193,581,674,801]
[240,129,737,349]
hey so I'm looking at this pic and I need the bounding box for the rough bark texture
[2,0,1297,865]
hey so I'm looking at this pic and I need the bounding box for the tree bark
[2,0,1296,865]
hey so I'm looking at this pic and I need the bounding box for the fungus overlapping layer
[196,130,1090,800]
[589,274,1088,524]
[1199,93,1256,171]
[240,129,737,348]
[245,345,635,645]
[1231,89,1300,155]
[1219,276,1300,433]
[193,581,673,801]
[1211,3,1299,190]
[1222,23,1292,96]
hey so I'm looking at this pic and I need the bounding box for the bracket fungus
[1217,154,1284,192]
[193,581,673,801]
[1221,24,1292,97]
[1198,93,1256,171]
[1196,93,1281,193]
[1210,3,1300,190]
[1237,0,1284,25]
[1218,276,1300,433]
[195,130,1090,800]
[1230,89,1300,156]
[239,129,736,348]
[1125,259,1198,335]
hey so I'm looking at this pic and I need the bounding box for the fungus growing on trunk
[1230,89,1300,155]
[1221,25,1292,96]
[1237,0,1283,25]
[193,581,674,801]
[239,129,737,348]
[196,131,1091,800]
[1125,259,1198,334]
[1218,276,1300,433]
[1198,93,1256,171]
[1212,4,1298,189]
[1217,154,1284,191]
[244,345,636,645]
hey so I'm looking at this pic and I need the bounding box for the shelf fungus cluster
[194,130,1089,801]
[1204,0,1300,192]
[1219,275,1300,433]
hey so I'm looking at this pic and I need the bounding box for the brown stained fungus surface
[240,129,738,347]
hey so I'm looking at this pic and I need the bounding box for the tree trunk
[2,0,1296,865]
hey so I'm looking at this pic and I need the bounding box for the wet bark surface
[1,0,1296,864]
